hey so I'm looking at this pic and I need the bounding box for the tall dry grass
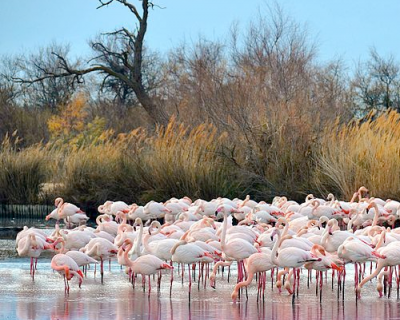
[135,119,239,201]
[51,118,241,205]
[0,134,48,203]
[314,110,400,200]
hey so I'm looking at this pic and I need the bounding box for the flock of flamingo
[14,186,400,302]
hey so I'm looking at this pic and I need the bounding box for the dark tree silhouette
[15,0,169,125]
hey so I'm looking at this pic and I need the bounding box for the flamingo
[57,228,93,251]
[210,205,258,289]
[170,232,214,297]
[54,197,85,220]
[122,239,173,295]
[51,236,98,271]
[51,253,84,294]
[356,240,400,298]
[270,227,320,296]
[63,213,90,228]
[304,244,343,301]
[231,249,274,302]
[16,233,54,280]
[102,200,130,217]
[96,214,118,236]
[81,237,118,283]
[143,201,171,220]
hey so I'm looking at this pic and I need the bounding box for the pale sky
[1,0,399,67]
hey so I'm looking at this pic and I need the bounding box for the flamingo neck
[135,222,143,257]
[375,230,386,250]
[278,221,289,246]
[170,240,186,255]
[271,229,281,266]
[220,211,228,250]
[124,241,134,264]
[371,203,379,227]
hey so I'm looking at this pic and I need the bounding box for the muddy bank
[0,227,23,239]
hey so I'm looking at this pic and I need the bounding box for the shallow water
[1,256,400,320]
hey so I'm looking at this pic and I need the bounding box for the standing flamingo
[51,253,84,294]
[122,239,173,296]
[356,241,400,298]
[170,232,214,298]
[270,227,320,296]
[210,205,258,289]
[55,197,85,220]
[231,249,274,302]
[81,237,118,283]
[17,233,54,280]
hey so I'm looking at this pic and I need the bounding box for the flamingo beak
[331,263,343,272]
[77,269,84,279]
[65,267,70,280]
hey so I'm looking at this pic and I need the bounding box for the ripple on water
[2,258,400,320]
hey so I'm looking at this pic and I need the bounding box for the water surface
[1,256,400,320]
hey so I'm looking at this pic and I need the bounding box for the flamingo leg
[188,264,192,300]
[319,271,323,303]
[148,275,151,296]
[170,261,173,297]
[198,263,201,290]
[397,266,400,299]
[100,257,104,284]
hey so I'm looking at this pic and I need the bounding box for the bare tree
[0,55,24,104]
[15,43,79,110]
[15,0,169,126]
[352,47,400,114]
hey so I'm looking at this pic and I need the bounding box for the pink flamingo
[170,232,214,298]
[123,239,173,296]
[231,249,274,302]
[270,227,320,296]
[304,244,343,302]
[356,240,400,298]
[210,205,258,289]
[81,237,118,283]
[54,197,85,220]
[17,233,54,280]
[51,253,84,294]
[52,237,98,273]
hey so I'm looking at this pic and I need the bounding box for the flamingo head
[54,197,63,207]
[331,263,343,272]
[77,270,84,288]
[209,275,216,289]
[377,282,384,298]
[276,280,283,293]
[231,291,238,303]
[270,228,279,241]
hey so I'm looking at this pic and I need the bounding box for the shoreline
[0,227,23,240]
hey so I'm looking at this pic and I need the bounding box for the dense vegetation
[1,6,400,207]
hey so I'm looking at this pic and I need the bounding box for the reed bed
[315,110,400,200]
[2,110,400,207]
[45,118,241,206]
[0,135,48,204]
